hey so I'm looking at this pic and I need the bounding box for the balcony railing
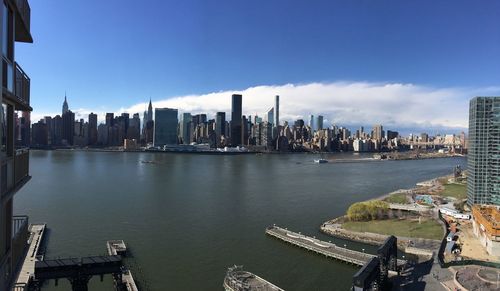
[0,149,30,200]
[14,62,30,109]
[11,215,29,287]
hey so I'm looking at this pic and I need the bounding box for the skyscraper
[62,110,75,145]
[62,93,69,115]
[274,95,279,127]
[142,98,154,144]
[154,108,178,146]
[128,113,141,141]
[316,115,324,130]
[267,107,274,126]
[467,97,500,206]
[180,112,192,144]
[88,112,98,145]
[309,115,314,130]
[372,124,384,141]
[105,113,114,127]
[230,94,242,146]
[215,112,226,146]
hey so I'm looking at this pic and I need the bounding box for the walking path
[13,224,46,288]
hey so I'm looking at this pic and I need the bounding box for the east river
[14,150,466,291]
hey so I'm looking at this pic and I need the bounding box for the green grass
[383,193,409,204]
[438,183,467,200]
[342,219,444,240]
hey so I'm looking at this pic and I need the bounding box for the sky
[17,0,500,134]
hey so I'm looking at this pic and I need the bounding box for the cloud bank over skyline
[33,81,500,135]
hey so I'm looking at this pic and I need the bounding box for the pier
[106,240,139,291]
[13,223,46,290]
[266,225,406,267]
[223,265,284,291]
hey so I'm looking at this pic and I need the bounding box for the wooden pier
[13,224,46,289]
[266,225,406,267]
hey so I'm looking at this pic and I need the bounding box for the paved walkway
[13,224,46,287]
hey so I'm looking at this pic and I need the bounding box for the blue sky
[18,0,500,131]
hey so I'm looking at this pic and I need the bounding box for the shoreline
[320,174,452,256]
[29,147,466,160]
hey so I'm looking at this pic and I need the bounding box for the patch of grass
[384,193,409,204]
[438,183,467,200]
[342,218,443,240]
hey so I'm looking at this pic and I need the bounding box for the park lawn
[342,219,443,240]
[438,183,467,200]
[383,193,409,204]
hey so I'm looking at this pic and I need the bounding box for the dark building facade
[215,112,225,147]
[230,94,242,146]
[88,112,98,145]
[154,108,178,146]
[0,0,33,289]
[62,110,75,145]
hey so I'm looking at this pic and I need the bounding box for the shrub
[347,200,389,221]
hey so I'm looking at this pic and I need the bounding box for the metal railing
[15,0,30,32]
[14,63,30,108]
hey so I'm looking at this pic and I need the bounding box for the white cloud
[31,81,500,133]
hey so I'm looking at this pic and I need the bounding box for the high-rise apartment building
[230,94,242,146]
[467,97,500,206]
[0,0,33,289]
[154,108,178,146]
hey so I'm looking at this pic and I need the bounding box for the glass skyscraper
[154,108,179,146]
[230,94,242,146]
[467,97,500,206]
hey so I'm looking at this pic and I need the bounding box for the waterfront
[15,151,466,290]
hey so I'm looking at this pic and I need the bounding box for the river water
[14,151,466,291]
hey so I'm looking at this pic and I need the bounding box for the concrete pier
[107,240,127,256]
[12,224,46,289]
[106,240,139,291]
[266,225,406,267]
[223,265,284,291]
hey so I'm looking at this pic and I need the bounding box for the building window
[2,2,13,92]
[1,103,6,156]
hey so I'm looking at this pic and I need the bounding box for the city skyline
[30,82,500,136]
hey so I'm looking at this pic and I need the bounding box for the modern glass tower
[154,108,179,146]
[230,94,242,146]
[467,97,500,206]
